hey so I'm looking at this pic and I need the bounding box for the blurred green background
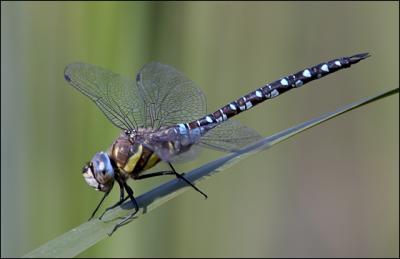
[1,1,398,257]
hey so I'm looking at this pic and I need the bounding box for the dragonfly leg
[168,163,208,199]
[99,180,128,220]
[108,182,139,236]
[88,190,111,221]
[107,166,208,235]
[135,167,208,199]
[101,171,176,220]
[134,170,176,179]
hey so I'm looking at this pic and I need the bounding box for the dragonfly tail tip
[349,52,371,64]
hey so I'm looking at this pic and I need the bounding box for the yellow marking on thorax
[123,145,143,173]
[143,153,161,170]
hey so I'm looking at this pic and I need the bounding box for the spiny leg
[99,180,128,220]
[100,172,176,220]
[134,170,179,179]
[108,182,139,236]
[135,167,208,199]
[107,166,207,235]
[168,163,208,199]
[88,190,111,221]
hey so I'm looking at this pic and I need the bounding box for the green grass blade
[23,87,398,258]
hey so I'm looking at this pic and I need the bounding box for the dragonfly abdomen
[187,53,369,130]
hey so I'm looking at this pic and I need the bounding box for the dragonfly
[64,53,369,235]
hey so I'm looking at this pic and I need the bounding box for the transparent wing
[166,144,202,163]
[64,63,145,130]
[199,120,262,152]
[65,62,207,130]
[140,120,261,163]
[138,125,204,163]
[136,62,207,129]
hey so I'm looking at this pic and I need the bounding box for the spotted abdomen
[181,53,369,130]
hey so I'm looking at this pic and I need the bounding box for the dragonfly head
[82,151,115,192]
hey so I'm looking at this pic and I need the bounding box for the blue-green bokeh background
[1,2,398,257]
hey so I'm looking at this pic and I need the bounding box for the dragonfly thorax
[125,127,159,143]
[108,131,162,177]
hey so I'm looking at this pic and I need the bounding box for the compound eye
[91,152,115,192]
[82,152,115,192]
